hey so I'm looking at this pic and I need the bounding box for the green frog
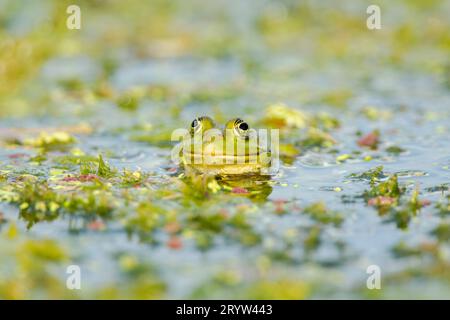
[180,116,272,176]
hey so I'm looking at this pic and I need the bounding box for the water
[0,0,449,299]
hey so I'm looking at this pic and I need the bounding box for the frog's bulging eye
[231,118,250,138]
[190,118,201,135]
[190,116,215,135]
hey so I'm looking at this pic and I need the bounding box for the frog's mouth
[184,151,271,166]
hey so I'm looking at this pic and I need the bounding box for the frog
[180,116,272,176]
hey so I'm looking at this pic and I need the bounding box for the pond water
[0,0,449,299]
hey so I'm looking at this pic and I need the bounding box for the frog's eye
[226,118,250,139]
[191,119,199,129]
[190,116,215,135]
[238,122,248,131]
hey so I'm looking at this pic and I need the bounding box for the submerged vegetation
[0,0,449,299]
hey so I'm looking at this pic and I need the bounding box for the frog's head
[182,117,272,175]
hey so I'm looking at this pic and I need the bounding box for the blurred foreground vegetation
[0,0,449,299]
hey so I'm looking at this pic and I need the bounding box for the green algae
[303,202,343,227]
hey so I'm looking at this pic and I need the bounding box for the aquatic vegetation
[436,195,450,216]
[299,128,337,149]
[388,190,429,229]
[392,241,424,258]
[15,182,64,226]
[0,154,124,228]
[310,112,341,131]
[116,88,146,111]
[278,143,301,164]
[303,202,343,226]
[361,106,393,121]
[356,167,433,229]
[22,132,76,152]
[9,180,116,228]
[96,154,116,178]
[124,202,168,244]
[247,279,310,300]
[348,166,387,182]
[120,169,149,187]
[364,174,404,200]
[96,278,167,300]
[385,146,407,155]
[261,104,340,152]
[319,89,353,108]
[53,154,99,168]
[303,226,322,253]
[0,234,74,299]
[262,103,309,129]
[0,0,449,300]
[357,130,380,150]
[432,223,450,243]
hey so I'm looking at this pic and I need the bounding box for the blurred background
[1,0,448,118]
[0,0,449,299]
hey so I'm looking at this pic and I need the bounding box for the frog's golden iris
[181,117,272,175]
